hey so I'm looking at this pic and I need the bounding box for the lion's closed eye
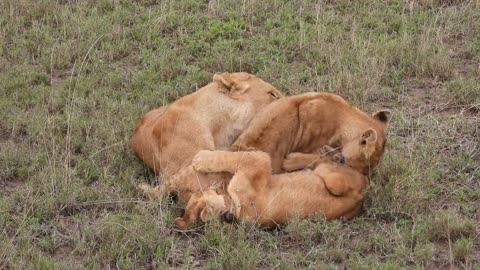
[268,90,280,99]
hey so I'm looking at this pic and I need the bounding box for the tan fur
[163,92,390,204]
[231,92,391,174]
[132,72,283,180]
[174,149,368,229]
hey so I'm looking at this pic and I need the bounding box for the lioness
[175,148,368,229]
[156,92,390,201]
[132,72,283,179]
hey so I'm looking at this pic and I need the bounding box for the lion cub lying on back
[175,147,368,228]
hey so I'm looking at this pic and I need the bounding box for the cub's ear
[213,72,250,93]
[372,110,391,124]
[361,128,377,144]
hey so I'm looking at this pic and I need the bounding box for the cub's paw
[192,150,216,172]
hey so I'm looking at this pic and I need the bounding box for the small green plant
[447,79,480,106]
[452,237,474,262]
[37,257,54,270]
[429,211,476,241]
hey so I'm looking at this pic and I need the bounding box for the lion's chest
[223,105,254,147]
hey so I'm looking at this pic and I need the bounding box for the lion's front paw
[192,150,216,172]
[283,152,314,171]
[283,152,308,163]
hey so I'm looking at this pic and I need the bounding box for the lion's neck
[195,89,255,148]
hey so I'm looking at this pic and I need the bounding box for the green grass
[1,0,479,269]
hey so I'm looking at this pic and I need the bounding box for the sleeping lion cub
[175,147,368,228]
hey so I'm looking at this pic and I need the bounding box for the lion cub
[174,147,368,229]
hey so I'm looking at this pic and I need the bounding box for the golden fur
[175,148,368,229]
[157,92,390,203]
[231,92,391,174]
[132,72,283,199]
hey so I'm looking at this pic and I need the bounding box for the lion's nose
[222,212,235,223]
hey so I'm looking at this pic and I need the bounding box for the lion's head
[213,72,283,112]
[341,110,391,175]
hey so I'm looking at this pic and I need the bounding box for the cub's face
[341,110,390,175]
[214,72,283,113]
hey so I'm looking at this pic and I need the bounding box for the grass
[0,0,479,268]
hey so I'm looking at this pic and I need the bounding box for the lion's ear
[213,72,250,93]
[372,110,391,124]
[213,72,237,89]
[361,128,377,144]
[231,81,250,93]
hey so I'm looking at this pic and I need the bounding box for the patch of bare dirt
[445,34,480,80]
[399,78,450,111]
[0,176,23,187]
[0,176,25,196]
[399,77,480,119]
[49,71,67,89]
[0,121,30,145]
[47,216,95,267]
[51,216,77,257]
[0,121,11,143]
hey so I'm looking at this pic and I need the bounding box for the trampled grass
[0,0,479,269]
